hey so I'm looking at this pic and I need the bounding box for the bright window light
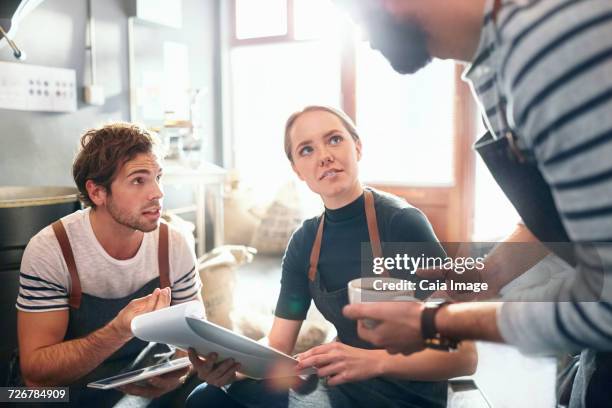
[293,0,345,40]
[473,118,520,240]
[235,0,287,39]
[230,41,341,206]
[356,43,456,186]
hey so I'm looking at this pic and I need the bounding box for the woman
[187,106,477,407]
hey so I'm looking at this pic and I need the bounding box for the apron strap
[158,222,171,289]
[364,190,382,260]
[308,214,325,282]
[307,189,389,282]
[364,189,389,277]
[52,220,82,309]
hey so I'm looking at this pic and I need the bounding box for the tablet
[87,357,191,390]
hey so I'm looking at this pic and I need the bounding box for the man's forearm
[484,224,549,293]
[436,302,505,343]
[23,321,130,386]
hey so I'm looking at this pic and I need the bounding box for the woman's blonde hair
[284,105,360,162]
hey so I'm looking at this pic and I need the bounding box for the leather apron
[49,220,171,407]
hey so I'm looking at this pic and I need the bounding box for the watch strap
[421,302,459,351]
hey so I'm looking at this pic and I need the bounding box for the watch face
[424,338,448,350]
[425,338,457,352]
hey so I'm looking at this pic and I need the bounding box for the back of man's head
[72,122,161,208]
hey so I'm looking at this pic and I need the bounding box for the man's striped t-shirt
[17,208,202,312]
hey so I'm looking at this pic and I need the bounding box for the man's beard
[106,196,158,233]
[368,13,432,75]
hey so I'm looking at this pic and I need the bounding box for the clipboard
[130,301,316,379]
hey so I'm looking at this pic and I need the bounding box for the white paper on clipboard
[130,301,315,380]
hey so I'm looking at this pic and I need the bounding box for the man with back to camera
[335,0,612,406]
[15,122,203,406]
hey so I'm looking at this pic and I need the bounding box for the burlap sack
[198,246,256,329]
[250,181,304,255]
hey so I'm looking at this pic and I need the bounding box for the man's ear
[291,162,305,181]
[85,180,108,207]
[355,139,363,162]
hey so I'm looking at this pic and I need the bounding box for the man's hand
[295,342,385,386]
[188,348,241,387]
[342,301,426,355]
[110,287,171,341]
[417,226,550,302]
[119,365,191,399]
[17,288,170,387]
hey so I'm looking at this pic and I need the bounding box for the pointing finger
[148,288,161,311]
[156,287,171,310]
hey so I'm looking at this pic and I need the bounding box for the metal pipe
[0,24,25,60]
[86,0,96,85]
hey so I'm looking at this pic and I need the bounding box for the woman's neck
[322,182,364,210]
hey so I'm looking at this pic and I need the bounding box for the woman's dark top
[275,188,445,320]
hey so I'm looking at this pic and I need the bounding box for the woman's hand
[188,348,241,387]
[295,342,385,386]
[118,365,191,398]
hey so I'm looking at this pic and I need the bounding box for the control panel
[0,61,77,112]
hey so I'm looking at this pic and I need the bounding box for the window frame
[229,0,294,45]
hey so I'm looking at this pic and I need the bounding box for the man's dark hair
[72,122,161,208]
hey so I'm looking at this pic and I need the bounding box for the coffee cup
[347,277,417,328]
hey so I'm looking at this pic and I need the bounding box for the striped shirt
[17,208,201,312]
[464,0,612,353]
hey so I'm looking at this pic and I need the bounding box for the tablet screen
[87,357,191,389]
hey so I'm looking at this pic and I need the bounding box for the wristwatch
[421,301,459,351]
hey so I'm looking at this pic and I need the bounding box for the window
[226,0,478,239]
[228,0,348,206]
[235,0,288,40]
[230,41,341,201]
[293,0,342,40]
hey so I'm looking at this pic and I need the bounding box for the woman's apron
[47,220,172,407]
[226,189,447,408]
[475,128,612,407]
[301,189,447,408]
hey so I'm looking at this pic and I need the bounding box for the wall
[0,0,219,187]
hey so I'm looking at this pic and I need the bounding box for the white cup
[347,277,417,328]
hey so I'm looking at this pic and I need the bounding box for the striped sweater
[464,0,612,353]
